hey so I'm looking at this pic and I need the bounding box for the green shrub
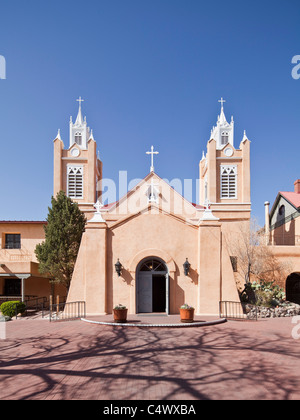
[249,280,286,307]
[0,301,26,317]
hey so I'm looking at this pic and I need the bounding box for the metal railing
[12,296,48,319]
[219,301,258,321]
[49,301,86,322]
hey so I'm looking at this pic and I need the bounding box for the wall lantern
[183,258,191,276]
[115,259,123,277]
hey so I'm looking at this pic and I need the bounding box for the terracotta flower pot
[180,308,194,323]
[113,308,128,323]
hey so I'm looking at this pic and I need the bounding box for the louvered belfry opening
[67,166,83,199]
[221,165,237,199]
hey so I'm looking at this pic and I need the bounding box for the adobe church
[56,98,251,316]
[0,98,251,316]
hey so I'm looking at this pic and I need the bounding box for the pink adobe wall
[0,222,46,263]
[68,209,240,316]
[108,212,199,314]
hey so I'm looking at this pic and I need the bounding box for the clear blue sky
[0,0,299,226]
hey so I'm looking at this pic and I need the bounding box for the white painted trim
[62,157,88,161]
[217,157,242,160]
[208,208,251,212]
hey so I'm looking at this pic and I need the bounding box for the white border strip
[81,317,227,328]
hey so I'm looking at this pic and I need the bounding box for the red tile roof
[280,192,300,208]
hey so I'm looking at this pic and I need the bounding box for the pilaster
[84,221,107,315]
[53,138,63,197]
[198,220,222,315]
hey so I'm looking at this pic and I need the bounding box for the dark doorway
[152,275,166,312]
[137,257,169,314]
[4,278,21,296]
[286,273,300,304]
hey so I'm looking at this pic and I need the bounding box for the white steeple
[210,98,234,150]
[69,97,91,149]
[75,97,84,125]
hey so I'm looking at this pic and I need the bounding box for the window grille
[140,259,167,272]
[67,166,83,199]
[221,165,237,199]
[5,234,21,249]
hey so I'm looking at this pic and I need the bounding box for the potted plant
[180,304,195,323]
[113,304,128,323]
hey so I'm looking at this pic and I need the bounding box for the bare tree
[225,218,291,291]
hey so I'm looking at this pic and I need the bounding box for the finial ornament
[94,200,104,214]
[201,199,219,221]
[147,178,159,204]
[90,199,105,223]
[146,145,159,173]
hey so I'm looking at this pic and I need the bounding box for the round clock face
[71,148,80,157]
[224,147,233,157]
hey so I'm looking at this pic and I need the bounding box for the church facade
[61,99,251,316]
[0,98,251,316]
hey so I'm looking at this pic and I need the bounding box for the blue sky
[0,0,299,226]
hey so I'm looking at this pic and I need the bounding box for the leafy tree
[35,191,87,291]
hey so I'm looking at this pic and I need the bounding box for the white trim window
[221,165,237,199]
[75,132,82,146]
[67,166,83,199]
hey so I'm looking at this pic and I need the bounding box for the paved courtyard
[1,316,300,400]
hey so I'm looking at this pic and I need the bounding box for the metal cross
[77,96,84,106]
[146,145,159,173]
[218,97,226,108]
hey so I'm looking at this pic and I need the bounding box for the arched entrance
[136,257,169,314]
[286,273,300,304]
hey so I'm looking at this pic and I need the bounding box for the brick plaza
[1,317,300,400]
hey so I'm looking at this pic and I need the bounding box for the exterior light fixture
[115,259,123,277]
[183,258,191,276]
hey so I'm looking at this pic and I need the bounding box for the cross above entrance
[146,145,159,173]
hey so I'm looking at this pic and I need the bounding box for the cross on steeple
[146,145,159,173]
[77,96,84,107]
[218,97,226,108]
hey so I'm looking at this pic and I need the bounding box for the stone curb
[81,317,227,328]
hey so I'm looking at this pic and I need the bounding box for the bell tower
[199,99,251,223]
[53,98,102,219]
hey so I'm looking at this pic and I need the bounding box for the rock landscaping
[246,302,300,319]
